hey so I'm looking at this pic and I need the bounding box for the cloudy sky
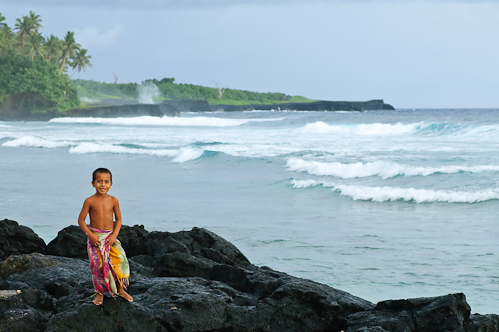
[2,0,499,108]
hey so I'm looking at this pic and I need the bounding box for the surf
[290,179,499,203]
[286,158,499,179]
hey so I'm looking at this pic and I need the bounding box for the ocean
[1,108,498,314]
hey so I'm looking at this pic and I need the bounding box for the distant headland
[0,11,395,121]
[0,98,395,121]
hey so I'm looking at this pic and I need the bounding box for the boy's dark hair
[92,168,113,182]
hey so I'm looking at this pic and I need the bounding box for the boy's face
[92,172,112,195]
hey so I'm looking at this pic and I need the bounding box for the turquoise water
[1,109,499,314]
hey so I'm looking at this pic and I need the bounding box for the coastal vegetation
[75,77,314,106]
[0,12,92,112]
[0,11,312,117]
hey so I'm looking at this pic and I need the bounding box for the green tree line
[76,77,313,106]
[0,11,91,112]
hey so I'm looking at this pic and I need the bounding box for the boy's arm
[108,197,122,246]
[78,199,100,246]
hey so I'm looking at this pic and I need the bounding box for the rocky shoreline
[0,99,395,121]
[1,218,497,332]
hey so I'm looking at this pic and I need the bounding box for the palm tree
[0,13,14,57]
[61,75,77,101]
[27,32,45,60]
[59,31,81,75]
[0,13,6,28]
[14,15,34,54]
[44,34,62,63]
[28,11,43,33]
[70,48,92,77]
[14,11,42,56]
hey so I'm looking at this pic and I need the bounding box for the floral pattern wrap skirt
[87,227,130,296]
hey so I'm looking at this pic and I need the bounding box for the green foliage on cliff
[0,11,89,113]
[76,77,315,106]
[0,54,79,110]
[75,79,139,102]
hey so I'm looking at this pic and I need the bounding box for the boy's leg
[87,238,107,300]
[93,293,104,305]
[109,240,132,301]
[117,283,133,302]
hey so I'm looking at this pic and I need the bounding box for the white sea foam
[2,136,72,148]
[69,142,177,156]
[69,142,204,163]
[286,158,499,179]
[172,147,204,163]
[299,121,419,135]
[49,116,280,127]
[290,179,499,203]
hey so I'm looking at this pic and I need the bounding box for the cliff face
[0,99,395,121]
[208,99,395,112]
[0,219,498,332]
[63,103,178,118]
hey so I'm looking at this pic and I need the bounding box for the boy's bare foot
[118,290,133,303]
[93,293,103,305]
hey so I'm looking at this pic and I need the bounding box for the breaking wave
[299,121,419,135]
[290,179,499,203]
[286,158,499,179]
[2,136,73,148]
[49,116,284,127]
[69,143,204,163]
[298,121,499,138]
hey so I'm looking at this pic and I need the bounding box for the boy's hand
[107,233,118,246]
[88,232,100,247]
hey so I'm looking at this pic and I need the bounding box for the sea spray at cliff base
[1,108,499,314]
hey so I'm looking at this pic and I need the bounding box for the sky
[2,0,499,108]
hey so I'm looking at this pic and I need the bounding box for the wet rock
[347,293,471,332]
[0,219,46,260]
[0,306,50,332]
[466,313,499,332]
[46,224,252,269]
[45,300,166,332]
[45,225,87,258]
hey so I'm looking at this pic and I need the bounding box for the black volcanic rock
[1,219,498,331]
[0,99,395,121]
[347,293,471,332]
[208,99,395,112]
[0,219,46,261]
[45,225,87,258]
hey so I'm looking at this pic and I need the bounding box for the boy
[78,167,133,305]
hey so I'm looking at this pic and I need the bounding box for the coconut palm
[70,48,92,76]
[0,13,14,57]
[28,11,43,33]
[27,32,45,60]
[61,74,77,101]
[14,11,43,56]
[59,31,81,74]
[44,34,62,64]
[0,13,6,28]
[14,15,33,54]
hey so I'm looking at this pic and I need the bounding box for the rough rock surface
[0,219,46,261]
[0,219,497,331]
